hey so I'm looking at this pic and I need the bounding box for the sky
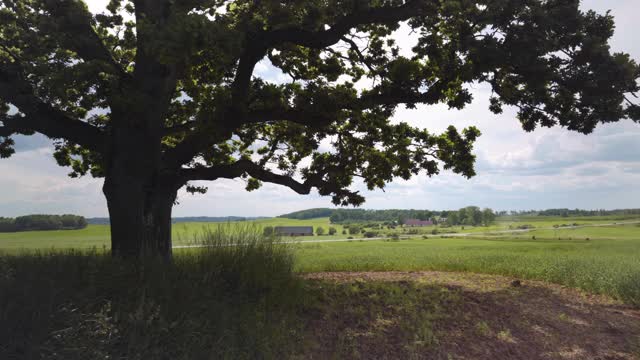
[0,0,639,217]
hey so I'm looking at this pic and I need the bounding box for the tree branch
[263,0,426,49]
[242,81,446,127]
[43,1,127,77]
[163,121,197,135]
[0,63,105,152]
[245,108,337,128]
[163,0,431,167]
[180,159,316,195]
[180,159,364,205]
[340,36,375,73]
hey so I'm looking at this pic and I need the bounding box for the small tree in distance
[482,208,496,227]
[315,227,325,236]
[328,227,337,235]
[1,1,638,259]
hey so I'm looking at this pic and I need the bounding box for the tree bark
[103,177,177,261]
[102,124,178,261]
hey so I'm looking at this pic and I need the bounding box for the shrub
[315,226,325,236]
[263,226,274,236]
[328,227,337,235]
[363,231,379,238]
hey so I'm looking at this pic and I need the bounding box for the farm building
[404,219,434,227]
[274,226,314,236]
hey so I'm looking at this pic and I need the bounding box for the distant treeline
[278,208,497,224]
[279,207,640,224]
[504,209,640,217]
[278,208,436,223]
[329,209,437,223]
[276,208,334,220]
[0,215,87,232]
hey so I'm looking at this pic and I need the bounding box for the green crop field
[293,223,640,304]
[1,215,639,305]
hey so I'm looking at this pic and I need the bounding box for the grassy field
[2,218,640,358]
[0,217,348,250]
[294,223,640,305]
[2,214,638,250]
[1,215,639,305]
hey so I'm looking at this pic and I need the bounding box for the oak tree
[1,0,638,260]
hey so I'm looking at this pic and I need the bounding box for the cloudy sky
[1,0,639,217]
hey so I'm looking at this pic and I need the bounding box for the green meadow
[0,217,347,250]
[1,215,639,305]
[3,214,637,251]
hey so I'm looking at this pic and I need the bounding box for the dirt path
[300,271,640,360]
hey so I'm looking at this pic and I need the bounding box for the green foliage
[446,207,495,227]
[328,227,337,235]
[315,226,325,235]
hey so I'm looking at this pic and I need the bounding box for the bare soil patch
[300,271,640,360]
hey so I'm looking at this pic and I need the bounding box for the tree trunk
[102,123,178,261]
[104,177,177,261]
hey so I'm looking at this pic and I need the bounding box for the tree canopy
[0,0,638,258]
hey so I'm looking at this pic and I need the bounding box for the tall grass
[0,224,303,360]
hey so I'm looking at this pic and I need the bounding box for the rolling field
[1,215,639,305]
[0,217,345,250]
[3,214,638,251]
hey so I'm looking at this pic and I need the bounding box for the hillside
[277,208,334,220]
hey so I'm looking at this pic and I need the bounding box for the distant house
[404,219,434,227]
[274,226,314,236]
